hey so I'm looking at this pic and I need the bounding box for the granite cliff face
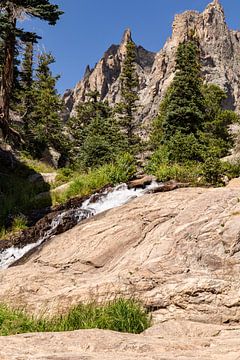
[64,0,240,128]
[63,29,155,120]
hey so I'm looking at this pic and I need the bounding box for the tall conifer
[0,0,63,138]
[119,40,139,145]
[161,40,205,142]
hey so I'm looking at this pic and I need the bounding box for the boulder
[227,177,240,188]
[128,175,156,189]
[41,147,61,169]
[28,172,57,184]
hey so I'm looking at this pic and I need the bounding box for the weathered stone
[41,147,61,169]
[28,172,57,184]
[1,186,240,326]
[227,177,240,188]
[0,321,240,360]
[64,1,240,135]
[128,175,156,189]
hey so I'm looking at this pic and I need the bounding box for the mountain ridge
[64,0,240,131]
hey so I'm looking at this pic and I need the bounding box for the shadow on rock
[0,143,52,234]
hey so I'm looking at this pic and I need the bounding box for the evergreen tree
[16,37,37,126]
[0,0,63,139]
[79,115,128,169]
[150,39,238,166]
[26,53,66,157]
[68,93,128,168]
[161,39,205,142]
[20,41,34,90]
[119,40,139,145]
[199,84,239,158]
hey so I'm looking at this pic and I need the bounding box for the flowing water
[0,181,159,269]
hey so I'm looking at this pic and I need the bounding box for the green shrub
[108,153,136,183]
[202,157,223,184]
[166,131,203,163]
[0,299,150,336]
[11,215,28,233]
[154,162,202,183]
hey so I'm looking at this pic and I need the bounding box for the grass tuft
[0,299,151,336]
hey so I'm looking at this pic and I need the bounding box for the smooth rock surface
[0,185,240,325]
[0,321,240,359]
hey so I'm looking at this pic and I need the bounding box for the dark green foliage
[69,93,128,169]
[202,156,223,184]
[79,115,128,168]
[118,40,139,145]
[0,0,63,26]
[0,299,151,336]
[0,0,63,138]
[149,39,239,184]
[20,41,34,89]
[165,131,202,162]
[202,84,238,155]
[24,53,68,157]
[161,40,205,141]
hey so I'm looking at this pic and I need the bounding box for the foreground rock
[0,185,240,326]
[0,321,240,359]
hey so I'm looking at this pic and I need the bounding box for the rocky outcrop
[64,28,155,121]
[0,321,240,359]
[1,185,240,326]
[65,0,240,131]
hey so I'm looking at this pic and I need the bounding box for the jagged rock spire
[207,0,224,12]
[84,65,91,79]
[121,28,132,44]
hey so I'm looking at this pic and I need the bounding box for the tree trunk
[0,17,16,139]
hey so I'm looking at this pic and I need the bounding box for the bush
[108,153,136,183]
[154,162,202,183]
[202,156,223,184]
[0,299,151,336]
[165,131,203,162]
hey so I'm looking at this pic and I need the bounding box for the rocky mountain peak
[65,1,240,130]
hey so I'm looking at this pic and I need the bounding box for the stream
[0,181,159,269]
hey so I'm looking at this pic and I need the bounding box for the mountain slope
[64,0,240,129]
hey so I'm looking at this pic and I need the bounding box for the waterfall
[0,181,159,269]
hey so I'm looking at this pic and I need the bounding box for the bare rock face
[1,185,240,357]
[1,185,240,326]
[65,28,155,121]
[0,322,240,359]
[65,0,240,129]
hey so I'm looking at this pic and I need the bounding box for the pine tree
[17,37,36,126]
[26,53,66,157]
[68,93,128,168]
[150,39,238,165]
[0,0,63,139]
[21,42,34,90]
[161,39,205,142]
[119,40,139,145]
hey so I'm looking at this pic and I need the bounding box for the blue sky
[22,0,240,94]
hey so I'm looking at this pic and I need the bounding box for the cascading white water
[0,181,160,269]
[81,182,159,215]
